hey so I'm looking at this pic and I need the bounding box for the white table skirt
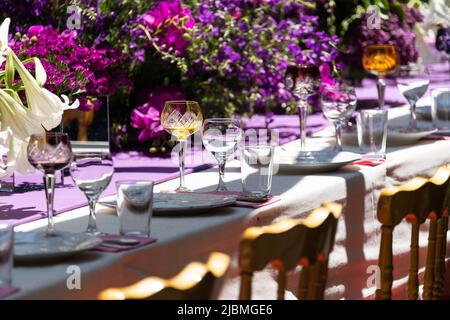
[9,107,450,300]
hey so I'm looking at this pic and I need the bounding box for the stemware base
[175,186,192,192]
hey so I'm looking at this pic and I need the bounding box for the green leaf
[5,53,14,89]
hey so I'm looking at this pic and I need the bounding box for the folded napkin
[93,235,157,253]
[0,286,20,299]
[352,158,386,167]
[187,191,281,209]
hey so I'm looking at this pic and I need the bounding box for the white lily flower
[11,51,80,131]
[0,18,10,65]
[0,88,46,141]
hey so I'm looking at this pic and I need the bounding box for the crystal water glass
[356,110,388,159]
[27,133,72,236]
[396,63,430,130]
[202,118,242,191]
[241,145,275,198]
[431,88,450,131]
[116,180,154,237]
[321,83,357,151]
[160,101,203,192]
[70,152,114,235]
[0,224,13,287]
[285,64,321,158]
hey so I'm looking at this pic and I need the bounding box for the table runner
[1,61,448,227]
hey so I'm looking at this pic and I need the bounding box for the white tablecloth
[9,107,450,300]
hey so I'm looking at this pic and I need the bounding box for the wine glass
[27,132,72,236]
[70,152,114,235]
[321,83,357,151]
[161,101,203,192]
[202,118,242,191]
[396,63,430,130]
[285,64,321,158]
[362,44,399,109]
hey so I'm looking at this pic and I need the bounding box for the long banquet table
[4,61,450,300]
[4,105,450,300]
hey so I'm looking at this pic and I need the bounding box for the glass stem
[87,198,98,235]
[334,122,343,152]
[377,77,386,109]
[178,139,187,190]
[43,173,55,236]
[217,160,227,191]
[298,98,308,152]
[410,102,418,130]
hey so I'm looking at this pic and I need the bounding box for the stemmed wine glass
[396,63,430,130]
[70,152,114,235]
[362,44,399,109]
[285,64,321,159]
[161,101,203,192]
[202,118,242,191]
[321,83,357,151]
[27,132,72,237]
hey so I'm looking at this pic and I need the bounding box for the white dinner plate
[99,193,237,215]
[277,150,362,174]
[342,126,436,147]
[14,231,102,263]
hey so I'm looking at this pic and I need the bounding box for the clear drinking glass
[320,83,357,151]
[160,101,203,192]
[431,88,450,131]
[70,152,114,235]
[202,118,242,191]
[396,63,430,130]
[241,145,275,198]
[356,110,388,159]
[0,224,13,287]
[116,181,154,237]
[285,64,321,158]
[27,133,72,236]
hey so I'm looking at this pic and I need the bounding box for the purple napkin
[93,235,157,253]
[420,134,450,141]
[0,287,20,299]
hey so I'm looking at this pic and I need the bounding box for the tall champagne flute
[362,44,399,109]
[285,64,321,158]
[161,101,203,192]
[202,118,242,191]
[27,133,72,236]
[321,83,357,151]
[70,152,114,235]
[396,63,430,130]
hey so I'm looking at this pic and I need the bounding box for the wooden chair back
[98,252,230,300]
[239,202,342,300]
[376,165,450,300]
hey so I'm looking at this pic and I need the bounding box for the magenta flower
[27,25,44,37]
[130,86,185,141]
[137,0,195,56]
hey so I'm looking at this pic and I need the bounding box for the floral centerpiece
[0,18,79,179]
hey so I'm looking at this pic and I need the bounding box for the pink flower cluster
[11,25,132,111]
[138,0,195,55]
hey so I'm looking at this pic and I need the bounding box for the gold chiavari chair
[238,202,342,300]
[376,165,450,300]
[98,252,230,300]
